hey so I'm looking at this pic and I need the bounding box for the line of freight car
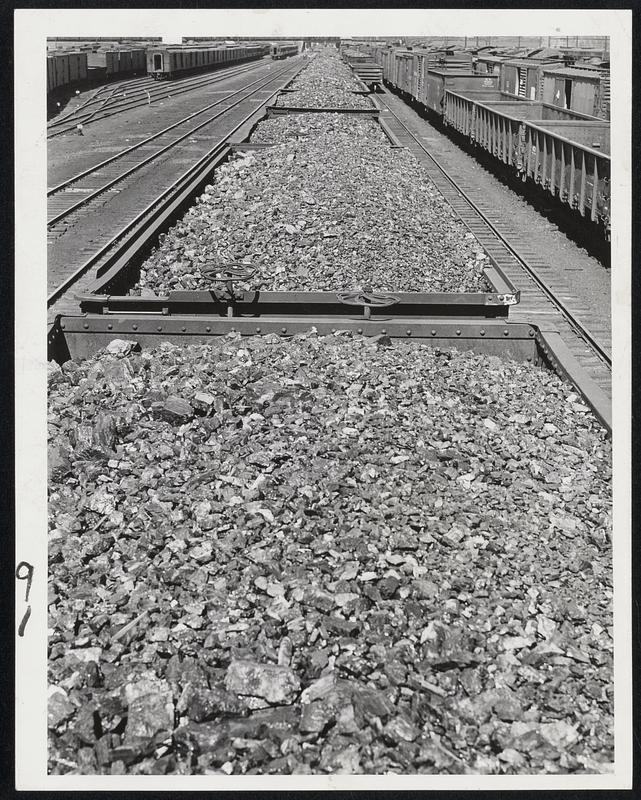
[375,45,610,120]
[47,60,270,138]
[374,56,611,239]
[147,43,270,80]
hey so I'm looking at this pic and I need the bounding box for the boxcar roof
[542,66,603,79]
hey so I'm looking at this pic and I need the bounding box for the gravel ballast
[277,49,373,109]
[48,334,612,776]
[137,113,489,294]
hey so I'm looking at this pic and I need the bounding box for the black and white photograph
[14,6,632,790]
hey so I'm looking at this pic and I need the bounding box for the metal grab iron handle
[336,288,399,319]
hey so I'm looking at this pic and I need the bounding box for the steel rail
[46,58,273,138]
[48,78,145,129]
[48,74,173,128]
[47,64,296,226]
[48,83,114,126]
[47,60,305,310]
[49,66,255,131]
[375,93,612,372]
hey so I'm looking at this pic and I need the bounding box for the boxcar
[474,54,506,75]
[541,65,609,120]
[47,51,88,94]
[500,57,565,101]
[421,70,499,113]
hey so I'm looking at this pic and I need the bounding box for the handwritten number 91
[16,561,33,637]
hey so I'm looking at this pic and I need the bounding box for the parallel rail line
[47,59,305,317]
[47,65,297,227]
[46,58,270,138]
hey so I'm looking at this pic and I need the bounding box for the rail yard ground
[47,48,614,777]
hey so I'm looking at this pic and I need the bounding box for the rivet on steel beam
[480,329,486,336]
[503,329,509,336]
[331,328,336,333]
[406,329,411,336]
[132,324,138,331]
[181,326,186,332]
[206,326,211,332]
[83,323,89,329]
[256,327,261,333]
[381,329,387,335]
[281,327,287,334]
[157,326,162,332]
[107,323,113,330]
[456,329,461,336]
[60,323,66,329]
[431,329,436,336]
[529,330,534,337]
[357,328,363,335]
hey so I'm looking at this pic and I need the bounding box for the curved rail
[46,58,271,138]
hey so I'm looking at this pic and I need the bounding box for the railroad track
[47,58,305,320]
[47,76,154,131]
[47,65,296,227]
[373,91,612,397]
[46,58,270,137]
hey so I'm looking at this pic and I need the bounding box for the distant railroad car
[541,65,609,120]
[146,43,268,80]
[119,49,133,74]
[421,70,498,114]
[270,43,299,60]
[47,51,88,94]
[87,50,120,77]
[499,57,564,101]
[473,54,505,75]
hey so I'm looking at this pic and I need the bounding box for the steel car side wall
[46,317,610,432]
[443,93,610,228]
